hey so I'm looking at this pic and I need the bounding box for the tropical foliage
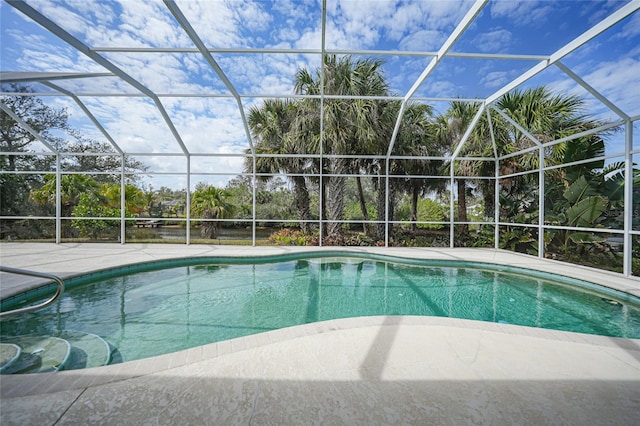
[190,184,236,239]
[2,74,635,275]
[247,55,446,242]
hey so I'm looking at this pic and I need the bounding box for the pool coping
[2,315,639,399]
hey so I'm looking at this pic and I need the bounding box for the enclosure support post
[317,0,326,247]
[55,154,61,244]
[495,160,500,250]
[486,108,499,250]
[450,161,455,248]
[384,158,390,247]
[623,120,633,276]
[252,155,257,247]
[538,146,545,258]
[186,155,191,245]
[120,154,126,244]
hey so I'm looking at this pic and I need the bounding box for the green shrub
[417,198,445,229]
[268,228,313,246]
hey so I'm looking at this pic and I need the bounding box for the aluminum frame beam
[0,102,58,152]
[386,0,488,158]
[91,46,549,61]
[6,0,190,156]
[42,82,124,155]
[555,61,630,120]
[449,103,487,160]
[623,120,634,276]
[485,1,640,106]
[163,0,255,155]
[0,71,114,84]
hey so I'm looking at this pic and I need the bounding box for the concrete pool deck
[1,243,639,425]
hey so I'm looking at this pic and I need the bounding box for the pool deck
[1,243,639,425]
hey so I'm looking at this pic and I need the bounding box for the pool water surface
[2,254,639,366]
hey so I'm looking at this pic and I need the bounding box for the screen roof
[1,0,639,161]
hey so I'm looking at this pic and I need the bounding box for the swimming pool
[1,252,639,373]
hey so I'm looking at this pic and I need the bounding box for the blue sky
[1,0,639,189]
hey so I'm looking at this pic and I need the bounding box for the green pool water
[2,254,639,364]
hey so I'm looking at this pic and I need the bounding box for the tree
[226,175,296,223]
[295,55,389,238]
[390,102,444,235]
[71,192,124,239]
[62,139,148,184]
[435,101,482,235]
[100,183,147,215]
[190,185,236,239]
[30,174,100,238]
[1,84,68,170]
[30,174,100,216]
[1,84,68,218]
[246,99,314,232]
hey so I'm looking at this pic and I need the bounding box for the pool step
[56,330,112,370]
[0,336,71,374]
[0,343,22,373]
[0,332,114,374]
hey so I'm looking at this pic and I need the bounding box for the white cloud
[614,11,640,40]
[278,27,300,42]
[581,57,640,117]
[490,0,553,26]
[64,0,117,26]
[472,29,512,53]
[419,79,459,98]
[235,0,272,33]
[325,0,470,51]
[173,0,242,47]
[17,49,77,71]
[327,1,470,51]
[398,30,447,51]
[162,97,249,154]
[273,0,317,22]
[480,71,509,88]
[295,26,322,50]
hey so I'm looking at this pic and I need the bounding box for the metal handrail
[0,266,65,318]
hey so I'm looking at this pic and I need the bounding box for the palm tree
[493,87,606,210]
[391,102,444,234]
[30,174,101,237]
[245,99,315,233]
[190,185,236,239]
[435,101,482,235]
[100,183,147,215]
[295,55,389,238]
[434,88,603,239]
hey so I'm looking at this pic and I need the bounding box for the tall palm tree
[245,99,315,233]
[190,185,236,239]
[295,55,389,238]
[493,87,606,210]
[435,101,482,235]
[391,102,444,234]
